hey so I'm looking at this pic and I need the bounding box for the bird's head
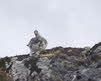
[34,30,39,36]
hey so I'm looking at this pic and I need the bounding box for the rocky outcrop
[1,42,101,81]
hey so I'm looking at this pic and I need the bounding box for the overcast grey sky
[0,0,101,57]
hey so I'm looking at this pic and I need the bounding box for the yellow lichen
[40,53,56,57]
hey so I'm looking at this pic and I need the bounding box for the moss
[0,71,7,81]
[0,68,13,81]
[91,55,101,62]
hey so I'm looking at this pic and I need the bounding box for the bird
[27,30,48,56]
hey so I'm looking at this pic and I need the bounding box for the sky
[0,0,101,57]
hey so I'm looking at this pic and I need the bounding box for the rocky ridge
[1,42,101,81]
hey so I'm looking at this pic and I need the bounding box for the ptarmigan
[27,30,48,56]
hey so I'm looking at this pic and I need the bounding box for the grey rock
[2,42,101,81]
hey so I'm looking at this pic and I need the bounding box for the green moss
[0,71,7,81]
[91,55,101,62]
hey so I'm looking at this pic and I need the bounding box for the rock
[85,42,101,63]
[1,42,101,81]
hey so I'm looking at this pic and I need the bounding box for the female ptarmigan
[27,30,48,56]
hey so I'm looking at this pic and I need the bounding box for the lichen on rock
[1,42,101,81]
